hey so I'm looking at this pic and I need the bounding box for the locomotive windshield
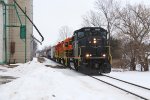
[75,28,108,40]
[83,30,107,40]
[78,32,84,39]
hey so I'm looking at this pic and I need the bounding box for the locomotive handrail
[105,46,112,64]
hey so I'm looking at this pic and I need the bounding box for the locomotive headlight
[86,54,90,57]
[102,54,106,57]
[93,38,97,44]
[86,54,92,57]
[93,40,97,44]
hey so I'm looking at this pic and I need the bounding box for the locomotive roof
[74,27,107,33]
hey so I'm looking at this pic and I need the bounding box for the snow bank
[0,58,139,100]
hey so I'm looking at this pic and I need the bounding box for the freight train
[48,27,112,74]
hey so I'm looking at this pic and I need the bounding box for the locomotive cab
[72,27,111,74]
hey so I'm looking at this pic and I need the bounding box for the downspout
[14,2,22,26]
[0,0,7,64]
[25,7,27,63]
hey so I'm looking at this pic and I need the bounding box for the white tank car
[51,46,55,59]
[46,49,51,59]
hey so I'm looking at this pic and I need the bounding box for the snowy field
[0,58,149,100]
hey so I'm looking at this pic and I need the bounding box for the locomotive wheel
[65,58,70,67]
[62,59,65,65]
[65,58,67,66]
[67,58,71,68]
[56,58,58,62]
[58,58,61,63]
[73,59,78,71]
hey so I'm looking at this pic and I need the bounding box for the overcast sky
[33,0,149,49]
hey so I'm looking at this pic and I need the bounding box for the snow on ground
[107,71,150,88]
[0,58,148,100]
[41,58,62,67]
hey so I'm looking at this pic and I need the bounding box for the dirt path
[0,76,17,85]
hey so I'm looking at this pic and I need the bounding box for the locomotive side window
[78,32,84,39]
[101,31,107,39]
[74,32,78,41]
[101,31,107,36]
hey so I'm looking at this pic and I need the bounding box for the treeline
[82,0,150,71]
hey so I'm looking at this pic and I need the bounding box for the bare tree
[82,0,122,68]
[82,0,119,36]
[115,4,150,71]
[82,10,104,27]
[81,0,150,71]
[58,26,72,41]
[95,0,119,38]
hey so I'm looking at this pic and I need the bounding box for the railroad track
[70,64,150,99]
[69,65,150,99]
[90,75,150,100]
[102,74,150,91]
[46,59,150,100]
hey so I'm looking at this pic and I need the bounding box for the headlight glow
[86,54,92,57]
[93,40,97,44]
[86,54,90,57]
[103,54,106,57]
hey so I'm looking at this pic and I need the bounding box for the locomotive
[50,27,112,74]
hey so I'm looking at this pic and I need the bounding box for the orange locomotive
[55,37,73,67]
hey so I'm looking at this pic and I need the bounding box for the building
[0,1,5,64]
[148,54,150,66]
[0,0,34,64]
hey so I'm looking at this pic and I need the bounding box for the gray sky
[33,0,149,49]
